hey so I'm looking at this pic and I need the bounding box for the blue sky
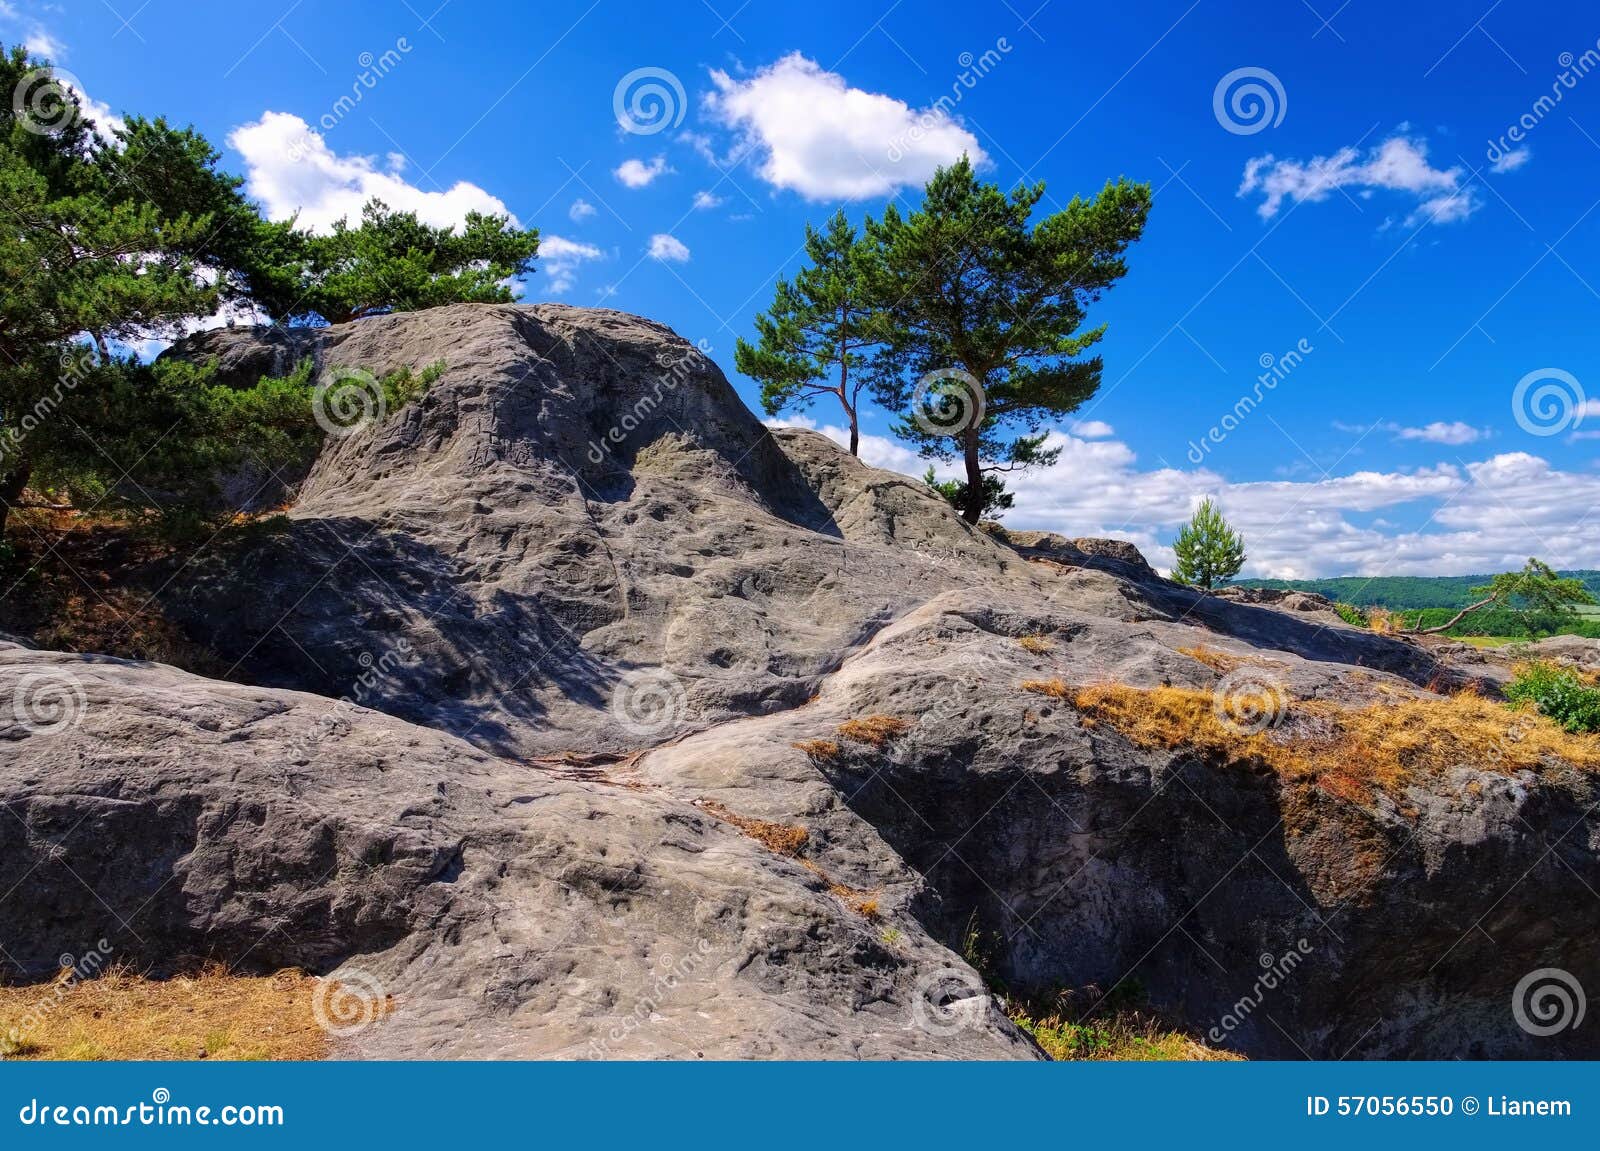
[13,0,1600,576]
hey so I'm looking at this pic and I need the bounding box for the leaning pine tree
[1170,497,1245,590]
[869,158,1151,522]
[735,209,886,455]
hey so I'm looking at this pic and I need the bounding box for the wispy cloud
[1240,133,1479,226]
[539,235,604,294]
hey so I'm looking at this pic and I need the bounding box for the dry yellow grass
[1021,678,1071,699]
[1072,682,1599,802]
[836,715,910,746]
[699,801,881,919]
[1367,608,1403,636]
[699,800,809,856]
[827,884,880,919]
[1018,635,1054,654]
[791,738,840,762]
[0,967,372,1061]
[1176,644,1246,673]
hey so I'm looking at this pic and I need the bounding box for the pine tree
[735,209,887,455]
[0,45,259,534]
[1171,498,1245,589]
[868,159,1150,522]
[280,199,540,326]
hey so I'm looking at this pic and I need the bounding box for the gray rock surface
[0,643,1035,1059]
[3,303,1596,1060]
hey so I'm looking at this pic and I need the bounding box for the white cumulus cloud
[614,155,671,188]
[647,233,690,262]
[228,111,518,233]
[776,418,1600,578]
[704,53,987,201]
[1490,147,1531,174]
[568,198,596,221]
[1069,419,1116,439]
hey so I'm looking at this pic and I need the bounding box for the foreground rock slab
[0,644,1035,1059]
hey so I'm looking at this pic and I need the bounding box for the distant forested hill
[1233,571,1600,609]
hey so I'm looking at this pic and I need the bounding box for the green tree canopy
[1414,558,1597,634]
[269,199,540,326]
[868,158,1151,522]
[1171,497,1245,589]
[735,209,888,455]
[0,45,264,533]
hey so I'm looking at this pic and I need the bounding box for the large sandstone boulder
[3,303,1595,1060]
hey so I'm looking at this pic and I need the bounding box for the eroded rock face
[5,303,1596,1060]
[0,644,1035,1059]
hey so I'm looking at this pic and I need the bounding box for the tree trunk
[961,427,982,524]
[0,460,31,539]
[1415,596,1496,635]
[838,320,858,457]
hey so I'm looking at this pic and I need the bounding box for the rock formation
[2,303,1595,1059]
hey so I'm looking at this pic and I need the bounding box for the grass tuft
[791,738,840,762]
[1017,635,1054,654]
[1009,1004,1240,1062]
[1020,678,1071,699]
[1176,644,1247,673]
[836,715,910,746]
[699,800,809,856]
